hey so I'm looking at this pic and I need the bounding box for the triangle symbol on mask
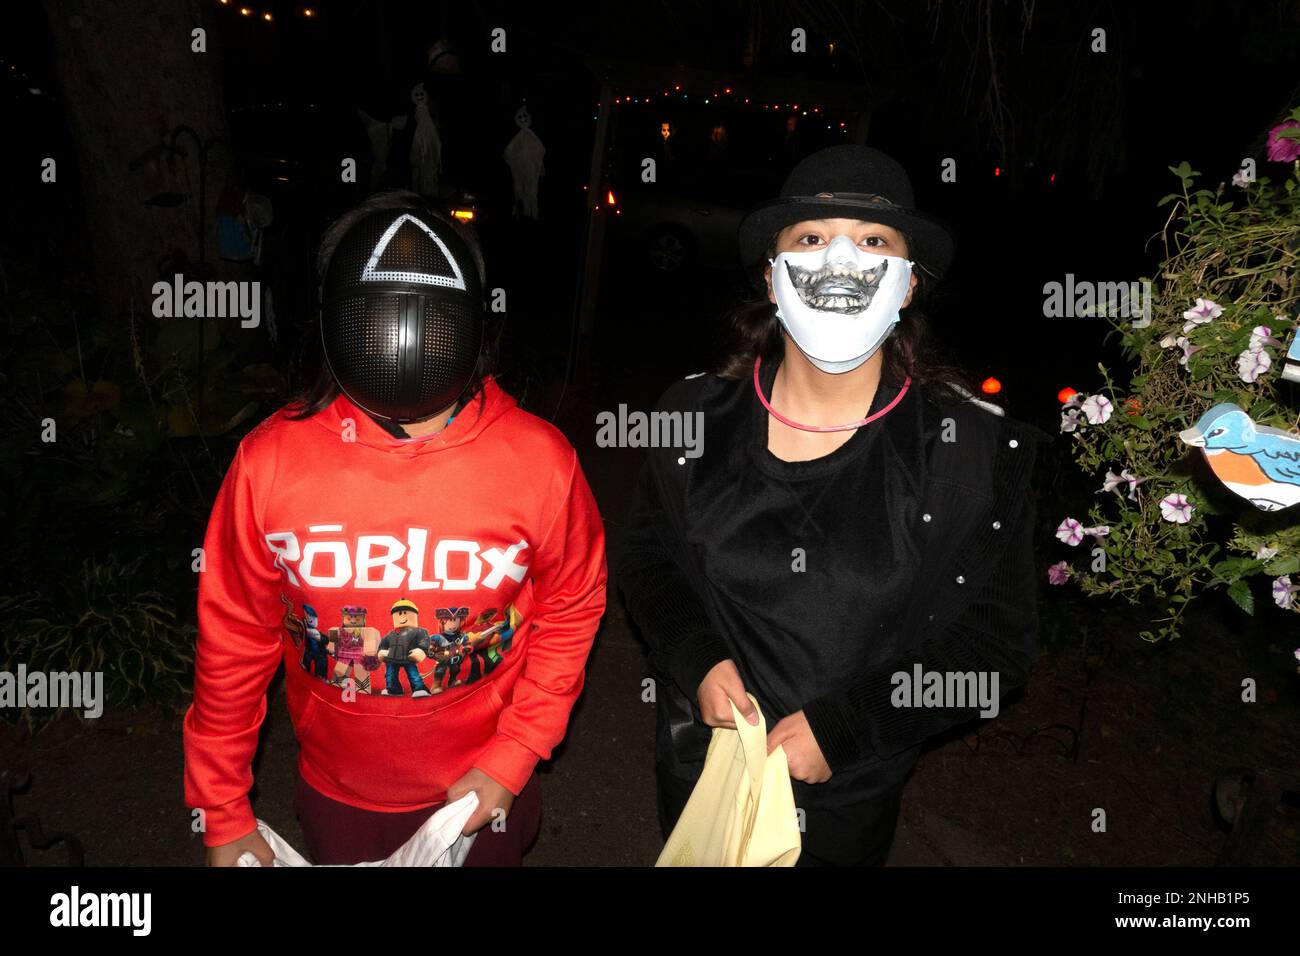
[361,214,467,290]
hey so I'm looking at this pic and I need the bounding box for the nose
[826,234,859,262]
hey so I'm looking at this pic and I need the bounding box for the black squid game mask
[321,209,484,423]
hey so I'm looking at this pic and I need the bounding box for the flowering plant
[1053,108,1300,642]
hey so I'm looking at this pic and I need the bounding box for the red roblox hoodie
[183,377,607,847]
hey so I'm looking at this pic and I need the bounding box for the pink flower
[1266,120,1300,163]
[1231,167,1252,188]
[1047,561,1072,585]
[1175,336,1202,366]
[1101,468,1147,501]
[1159,493,1194,524]
[1249,325,1282,350]
[1236,347,1272,383]
[1060,408,1082,434]
[1181,298,1222,332]
[1272,575,1298,610]
[1255,545,1279,561]
[1081,394,1113,424]
[1056,517,1085,546]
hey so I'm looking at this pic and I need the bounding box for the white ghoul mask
[770,234,914,373]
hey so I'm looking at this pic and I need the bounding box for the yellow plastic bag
[656,695,800,867]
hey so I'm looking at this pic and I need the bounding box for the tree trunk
[43,0,231,323]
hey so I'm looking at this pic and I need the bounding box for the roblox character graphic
[299,604,330,678]
[464,605,520,683]
[281,594,305,648]
[326,605,382,694]
[377,597,433,697]
[430,606,470,693]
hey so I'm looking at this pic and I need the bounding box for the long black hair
[717,232,991,408]
[286,190,498,421]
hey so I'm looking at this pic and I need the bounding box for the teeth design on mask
[785,258,888,314]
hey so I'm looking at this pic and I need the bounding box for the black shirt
[688,357,921,720]
[620,360,1044,805]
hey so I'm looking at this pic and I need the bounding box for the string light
[607,87,847,128]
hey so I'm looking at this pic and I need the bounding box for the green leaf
[1263,555,1300,576]
[1227,579,1255,616]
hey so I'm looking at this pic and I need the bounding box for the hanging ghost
[357,109,409,191]
[1180,403,1300,511]
[502,105,545,219]
[409,83,442,198]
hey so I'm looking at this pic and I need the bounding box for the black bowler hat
[738,145,955,278]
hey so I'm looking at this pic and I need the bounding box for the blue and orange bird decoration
[1179,403,1300,512]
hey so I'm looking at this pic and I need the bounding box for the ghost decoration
[409,83,442,198]
[502,106,545,219]
[357,109,409,191]
[1179,403,1300,511]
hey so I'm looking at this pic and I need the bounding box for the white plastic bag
[237,792,479,867]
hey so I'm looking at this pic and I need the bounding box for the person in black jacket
[619,145,1045,867]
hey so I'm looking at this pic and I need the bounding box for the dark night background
[1,0,1297,870]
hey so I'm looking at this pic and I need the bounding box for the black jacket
[619,370,1048,799]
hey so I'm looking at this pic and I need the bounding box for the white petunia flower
[1081,394,1113,424]
[1236,347,1271,383]
[1055,517,1084,546]
[1159,493,1194,524]
[1182,297,1223,332]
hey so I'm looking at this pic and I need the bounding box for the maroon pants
[293,770,542,866]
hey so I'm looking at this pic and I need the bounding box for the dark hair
[286,189,497,421]
[717,231,991,408]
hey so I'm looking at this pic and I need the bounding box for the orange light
[262,11,273,21]
[1058,387,1078,404]
[451,209,474,222]
[674,85,681,91]
[981,377,1002,394]
[303,7,315,15]
[239,6,251,14]
[606,189,617,206]
[724,87,732,94]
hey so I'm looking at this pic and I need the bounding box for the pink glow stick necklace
[753,356,911,433]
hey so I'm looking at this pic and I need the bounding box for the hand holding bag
[236,791,479,867]
[656,695,801,867]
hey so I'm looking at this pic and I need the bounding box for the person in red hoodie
[183,191,607,866]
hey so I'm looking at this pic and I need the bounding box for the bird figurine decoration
[1282,323,1300,383]
[1179,403,1300,511]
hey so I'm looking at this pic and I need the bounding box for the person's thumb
[728,683,760,726]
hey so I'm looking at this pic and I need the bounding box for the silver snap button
[956,575,965,584]
[677,456,685,465]
[922,513,932,522]
[1008,439,1019,448]
[992,520,1001,530]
